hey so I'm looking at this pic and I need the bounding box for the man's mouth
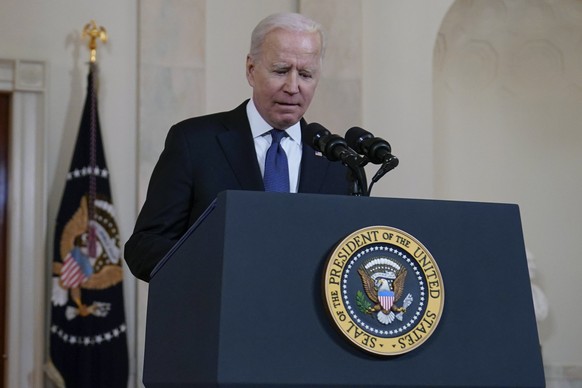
[276,102,300,107]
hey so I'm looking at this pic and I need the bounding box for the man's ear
[246,55,255,87]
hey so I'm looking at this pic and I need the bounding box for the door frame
[0,59,46,388]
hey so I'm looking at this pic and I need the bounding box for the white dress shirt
[246,99,302,193]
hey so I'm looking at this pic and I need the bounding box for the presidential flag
[48,63,128,387]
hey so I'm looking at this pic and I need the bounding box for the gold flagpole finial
[82,20,108,63]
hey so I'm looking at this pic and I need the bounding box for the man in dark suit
[124,12,352,282]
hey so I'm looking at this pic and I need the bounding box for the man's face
[246,28,322,130]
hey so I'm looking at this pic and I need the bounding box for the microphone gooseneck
[345,127,399,194]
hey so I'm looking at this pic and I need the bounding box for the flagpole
[82,20,107,261]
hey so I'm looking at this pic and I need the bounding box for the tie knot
[270,129,287,144]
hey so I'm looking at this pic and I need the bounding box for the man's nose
[283,72,299,94]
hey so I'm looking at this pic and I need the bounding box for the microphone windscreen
[304,122,330,151]
[345,126,372,154]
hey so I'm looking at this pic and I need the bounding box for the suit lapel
[216,101,264,191]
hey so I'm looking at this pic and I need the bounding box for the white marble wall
[138,0,207,206]
[300,0,363,130]
[434,1,582,383]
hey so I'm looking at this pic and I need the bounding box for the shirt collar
[247,99,302,144]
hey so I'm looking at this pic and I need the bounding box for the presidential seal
[323,226,444,356]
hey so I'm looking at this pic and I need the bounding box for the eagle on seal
[358,266,408,324]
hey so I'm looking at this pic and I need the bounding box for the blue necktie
[263,129,290,192]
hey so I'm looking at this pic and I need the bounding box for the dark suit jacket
[124,100,352,281]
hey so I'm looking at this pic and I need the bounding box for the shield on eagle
[378,288,395,311]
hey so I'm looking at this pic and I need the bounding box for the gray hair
[249,12,326,61]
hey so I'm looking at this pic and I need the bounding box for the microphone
[304,122,357,162]
[345,127,398,166]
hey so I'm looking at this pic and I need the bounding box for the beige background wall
[0,0,581,386]
[434,0,582,373]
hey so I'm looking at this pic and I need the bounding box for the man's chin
[271,112,303,129]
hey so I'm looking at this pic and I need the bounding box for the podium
[144,191,544,387]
